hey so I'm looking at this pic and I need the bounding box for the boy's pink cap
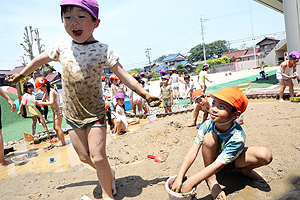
[60,0,99,19]
[115,93,125,99]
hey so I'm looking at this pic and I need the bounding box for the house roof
[221,49,248,59]
[245,48,260,55]
[5,66,25,76]
[162,53,182,62]
[154,64,166,72]
[45,72,60,82]
[180,60,192,66]
[256,37,280,46]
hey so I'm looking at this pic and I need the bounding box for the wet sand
[1,100,300,200]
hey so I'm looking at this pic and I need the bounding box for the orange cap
[105,103,110,111]
[192,90,205,101]
[130,73,136,77]
[211,87,248,114]
[109,75,118,80]
[102,76,105,80]
[35,77,47,90]
[171,67,177,71]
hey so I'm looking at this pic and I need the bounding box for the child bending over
[172,87,272,200]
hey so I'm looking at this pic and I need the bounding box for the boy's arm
[111,62,159,104]
[6,52,51,85]
[171,143,201,191]
[201,111,209,124]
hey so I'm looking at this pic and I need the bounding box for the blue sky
[0,0,285,72]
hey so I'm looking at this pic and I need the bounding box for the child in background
[110,75,119,110]
[159,69,167,87]
[276,51,300,102]
[160,75,173,113]
[198,64,212,94]
[172,87,272,200]
[170,67,184,101]
[111,93,139,137]
[5,0,159,198]
[140,72,150,92]
[17,82,47,136]
[187,90,212,127]
[129,74,143,115]
[183,75,196,104]
[140,80,150,114]
[34,77,66,146]
[0,87,16,167]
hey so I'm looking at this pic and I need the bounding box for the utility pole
[145,47,151,68]
[200,17,209,64]
[249,0,257,69]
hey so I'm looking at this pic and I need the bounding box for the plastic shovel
[147,154,166,163]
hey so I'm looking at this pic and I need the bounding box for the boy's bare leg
[235,146,272,180]
[69,127,116,200]
[0,129,11,167]
[188,104,200,127]
[202,132,226,200]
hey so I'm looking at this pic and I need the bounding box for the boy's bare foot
[187,122,196,127]
[55,142,66,147]
[0,159,13,167]
[237,168,266,180]
[207,180,226,200]
[278,99,285,102]
[111,169,117,196]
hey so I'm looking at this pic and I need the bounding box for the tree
[188,40,230,62]
[176,63,188,74]
[154,55,167,62]
[127,68,144,75]
[20,26,51,76]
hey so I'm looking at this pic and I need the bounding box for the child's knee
[258,147,273,165]
[79,153,91,164]
[203,132,219,149]
[91,154,107,167]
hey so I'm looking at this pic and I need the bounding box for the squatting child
[172,87,272,200]
[160,75,173,113]
[187,89,212,127]
[6,0,159,199]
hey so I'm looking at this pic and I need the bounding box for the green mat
[206,70,277,94]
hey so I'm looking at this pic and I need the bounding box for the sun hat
[171,67,177,71]
[115,93,125,99]
[101,76,105,80]
[60,0,99,19]
[161,75,169,80]
[211,87,248,114]
[35,77,47,90]
[289,51,300,60]
[109,75,118,80]
[159,69,166,74]
[105,102,110,110]
[192,90,205,101]
[139,72,145,76]
[203,64,210,69]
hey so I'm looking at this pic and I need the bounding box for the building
[153,53,194,73]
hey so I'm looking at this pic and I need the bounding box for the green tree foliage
[188,40,230,62]
[176,63,188,74]
[127,68,144,75]
[154,55,167,62]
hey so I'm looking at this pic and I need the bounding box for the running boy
[172,87,272,200]
[6,0,159,199]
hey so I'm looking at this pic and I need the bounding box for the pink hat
[161,75,169,80]
[60,0,99,19]
[115,93,125,99]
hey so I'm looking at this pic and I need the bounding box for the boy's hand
[145,94,161,107]
[5,74,26,85]
[171,177,183,192]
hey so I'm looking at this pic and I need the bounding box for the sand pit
[1,100,300,199]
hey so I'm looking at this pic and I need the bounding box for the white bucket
[165,176,193,200]
[147,114,157,123]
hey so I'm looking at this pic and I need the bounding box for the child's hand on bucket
[171,177,183,192]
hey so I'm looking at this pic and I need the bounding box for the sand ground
[1,100,300,200]
[1,66,300,199]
